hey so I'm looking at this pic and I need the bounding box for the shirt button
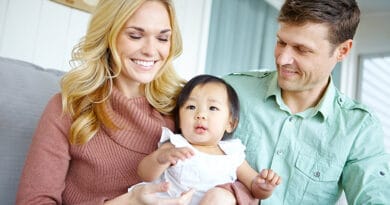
[314,171,321,178]
[276,150,283,155]
[289,117,294,122]
[337,97,343,105]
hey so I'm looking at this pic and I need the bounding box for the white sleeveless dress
[132,127,246,205]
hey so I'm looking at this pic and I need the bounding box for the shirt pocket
[293,150,343,204]
[296,152,342,182]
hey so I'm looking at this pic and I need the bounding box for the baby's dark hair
[174,74,240,140]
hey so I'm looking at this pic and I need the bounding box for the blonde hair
[61,0,185,144]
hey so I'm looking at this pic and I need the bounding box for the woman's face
[115,1,171,96]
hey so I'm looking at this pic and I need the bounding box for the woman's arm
[137,142,194,181]
[16,94,71,205]
[105,182,195,205]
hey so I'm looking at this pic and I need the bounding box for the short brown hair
[278,0,360,46]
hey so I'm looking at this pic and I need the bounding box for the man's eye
[277,40,286,47]
[297,46,311,53]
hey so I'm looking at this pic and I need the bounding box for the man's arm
[342,116,390,204]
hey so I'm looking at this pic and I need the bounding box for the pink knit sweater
[16,88,174,205]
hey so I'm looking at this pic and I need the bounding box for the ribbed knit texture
[16,88,174,205]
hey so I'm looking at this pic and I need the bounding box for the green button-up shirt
[224,71,390,205]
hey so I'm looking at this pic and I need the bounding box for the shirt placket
[270,115,304,204]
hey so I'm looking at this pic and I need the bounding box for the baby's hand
[157,147,194,166]
[252,169,281,193]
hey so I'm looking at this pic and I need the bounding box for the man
[224,0,390,204]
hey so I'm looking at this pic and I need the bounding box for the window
[357,53,390,152]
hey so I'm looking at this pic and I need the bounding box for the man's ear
[336,39,353,62]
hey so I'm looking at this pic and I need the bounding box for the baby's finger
[269,174,280,185]
[260,169,269,179]
[179,147,195,158]
[275,177,282,185]
[254,175,266,184]
[265,170,276,181]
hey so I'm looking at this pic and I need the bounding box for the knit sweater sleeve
[16,93,71,205]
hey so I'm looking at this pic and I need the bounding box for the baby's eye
[209,106,219,111]
[186,105,196,110]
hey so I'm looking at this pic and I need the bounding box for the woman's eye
[130,36,141,40]
[157,36,169,42]
[129,34,141,40]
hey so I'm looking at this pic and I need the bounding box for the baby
[133,74,281,204]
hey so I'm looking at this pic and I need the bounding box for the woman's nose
[141,39,156,56]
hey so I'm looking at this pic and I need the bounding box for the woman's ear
[336,39,353,62]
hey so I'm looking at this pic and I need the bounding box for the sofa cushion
[0,56,63,204]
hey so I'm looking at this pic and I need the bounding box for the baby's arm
[137,142,194,182]
[236,160,281,199]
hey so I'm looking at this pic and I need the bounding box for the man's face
[274,22,339,96]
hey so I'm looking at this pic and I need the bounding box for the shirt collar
[315,76,336,121]
[265,73,336,121]
[265,72,278,100]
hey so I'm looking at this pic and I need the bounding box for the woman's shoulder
[44,93,63,113]
[40,93,71,125]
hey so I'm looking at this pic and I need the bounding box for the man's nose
[276,47,294,65]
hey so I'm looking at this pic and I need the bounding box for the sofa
[0,56,63,204]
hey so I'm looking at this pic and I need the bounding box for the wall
[0,0,211,80]
[340,12,390,99]
[0,0,89,72]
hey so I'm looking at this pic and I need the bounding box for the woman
[16,0,194,204]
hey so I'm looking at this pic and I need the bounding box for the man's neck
[282,84,328,114]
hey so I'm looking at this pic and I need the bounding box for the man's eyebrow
[126,26,171,34]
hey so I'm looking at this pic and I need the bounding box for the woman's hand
[104,182,195,205]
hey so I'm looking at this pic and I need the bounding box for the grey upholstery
[0,56,63,204]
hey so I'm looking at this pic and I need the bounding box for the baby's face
[179,82,234,147]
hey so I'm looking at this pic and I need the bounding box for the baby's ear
[225,118,238,133]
